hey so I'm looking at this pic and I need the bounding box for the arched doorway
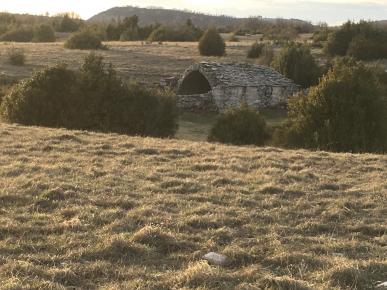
[178,70,212,95]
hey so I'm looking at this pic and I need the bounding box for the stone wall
[177,92,217,112]
[176,62,300,112]
[212,85,298,112]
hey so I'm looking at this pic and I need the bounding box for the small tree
[208,104,270,146]
[273,43,320,88]
[276,58,387,153]
[33,24,56,42]
[198,27,225,57]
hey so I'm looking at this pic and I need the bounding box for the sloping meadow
[0,123,386,289]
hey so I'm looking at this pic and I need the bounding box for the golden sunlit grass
[0,122,386,289]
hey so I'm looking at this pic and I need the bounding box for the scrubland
[0,123,386,289]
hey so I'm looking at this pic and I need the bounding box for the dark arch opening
[178,70,212,95]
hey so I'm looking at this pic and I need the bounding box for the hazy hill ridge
[88,6,310,29]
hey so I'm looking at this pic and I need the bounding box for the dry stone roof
[187,62,296,88]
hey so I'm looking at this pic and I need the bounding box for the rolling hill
[0,122,386,289]
[88,6,312,30]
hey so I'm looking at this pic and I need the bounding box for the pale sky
[1,0,387,25]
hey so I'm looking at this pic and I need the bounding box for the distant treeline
[0,11,314,42]
[0,12,83,42]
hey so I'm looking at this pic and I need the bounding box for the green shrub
[33,24,55,42]
[346,35,387,60]
[247,42,264,59]
[0,54,178,138]
[199,28,225,57]
[0,65,77,126]
[148,25,200,42]
[326,21,387,60]
[7,48,25,66]
[65,31,104,50]
[276,58,387,153]
[208,104,270,146]
[0,27,33,42]
[273,43,320,88]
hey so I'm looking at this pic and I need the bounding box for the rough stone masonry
[177,62,299,112]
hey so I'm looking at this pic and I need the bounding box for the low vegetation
[33,24,56,42]
[208,104,270,146]
[53,13,83,33]
[64,31,104,50]
[148,24,203,42]
[0,54,178,137]
[0,27,34,42]
[273,43,321,88]
[0,123,385,289]
[326,20,387,60]
[6,48,26,66]
[0,13,79,43]
[275,58,387,153]
[256,44,275,66]
[247,42,264,59]
[198,27,226,57]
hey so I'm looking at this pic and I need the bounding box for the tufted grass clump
[132,225,180,253]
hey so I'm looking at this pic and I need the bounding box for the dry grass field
[0,122,386,289]
[0,41,257,85]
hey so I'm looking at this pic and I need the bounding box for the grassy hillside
[0,123,386,289]
[88,6,239,28]
[88,6,312,30]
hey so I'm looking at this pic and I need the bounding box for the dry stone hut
[177,62,299,112]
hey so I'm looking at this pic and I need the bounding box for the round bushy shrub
[33,24,56,42]
[247,42,264,59]
[0,54,178,137]
[273,43,320,88]
[276,58,387,153]
[199,28,225,57]
[65,31,103,50]
[0,65,78,127]
[208,104,270,146]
